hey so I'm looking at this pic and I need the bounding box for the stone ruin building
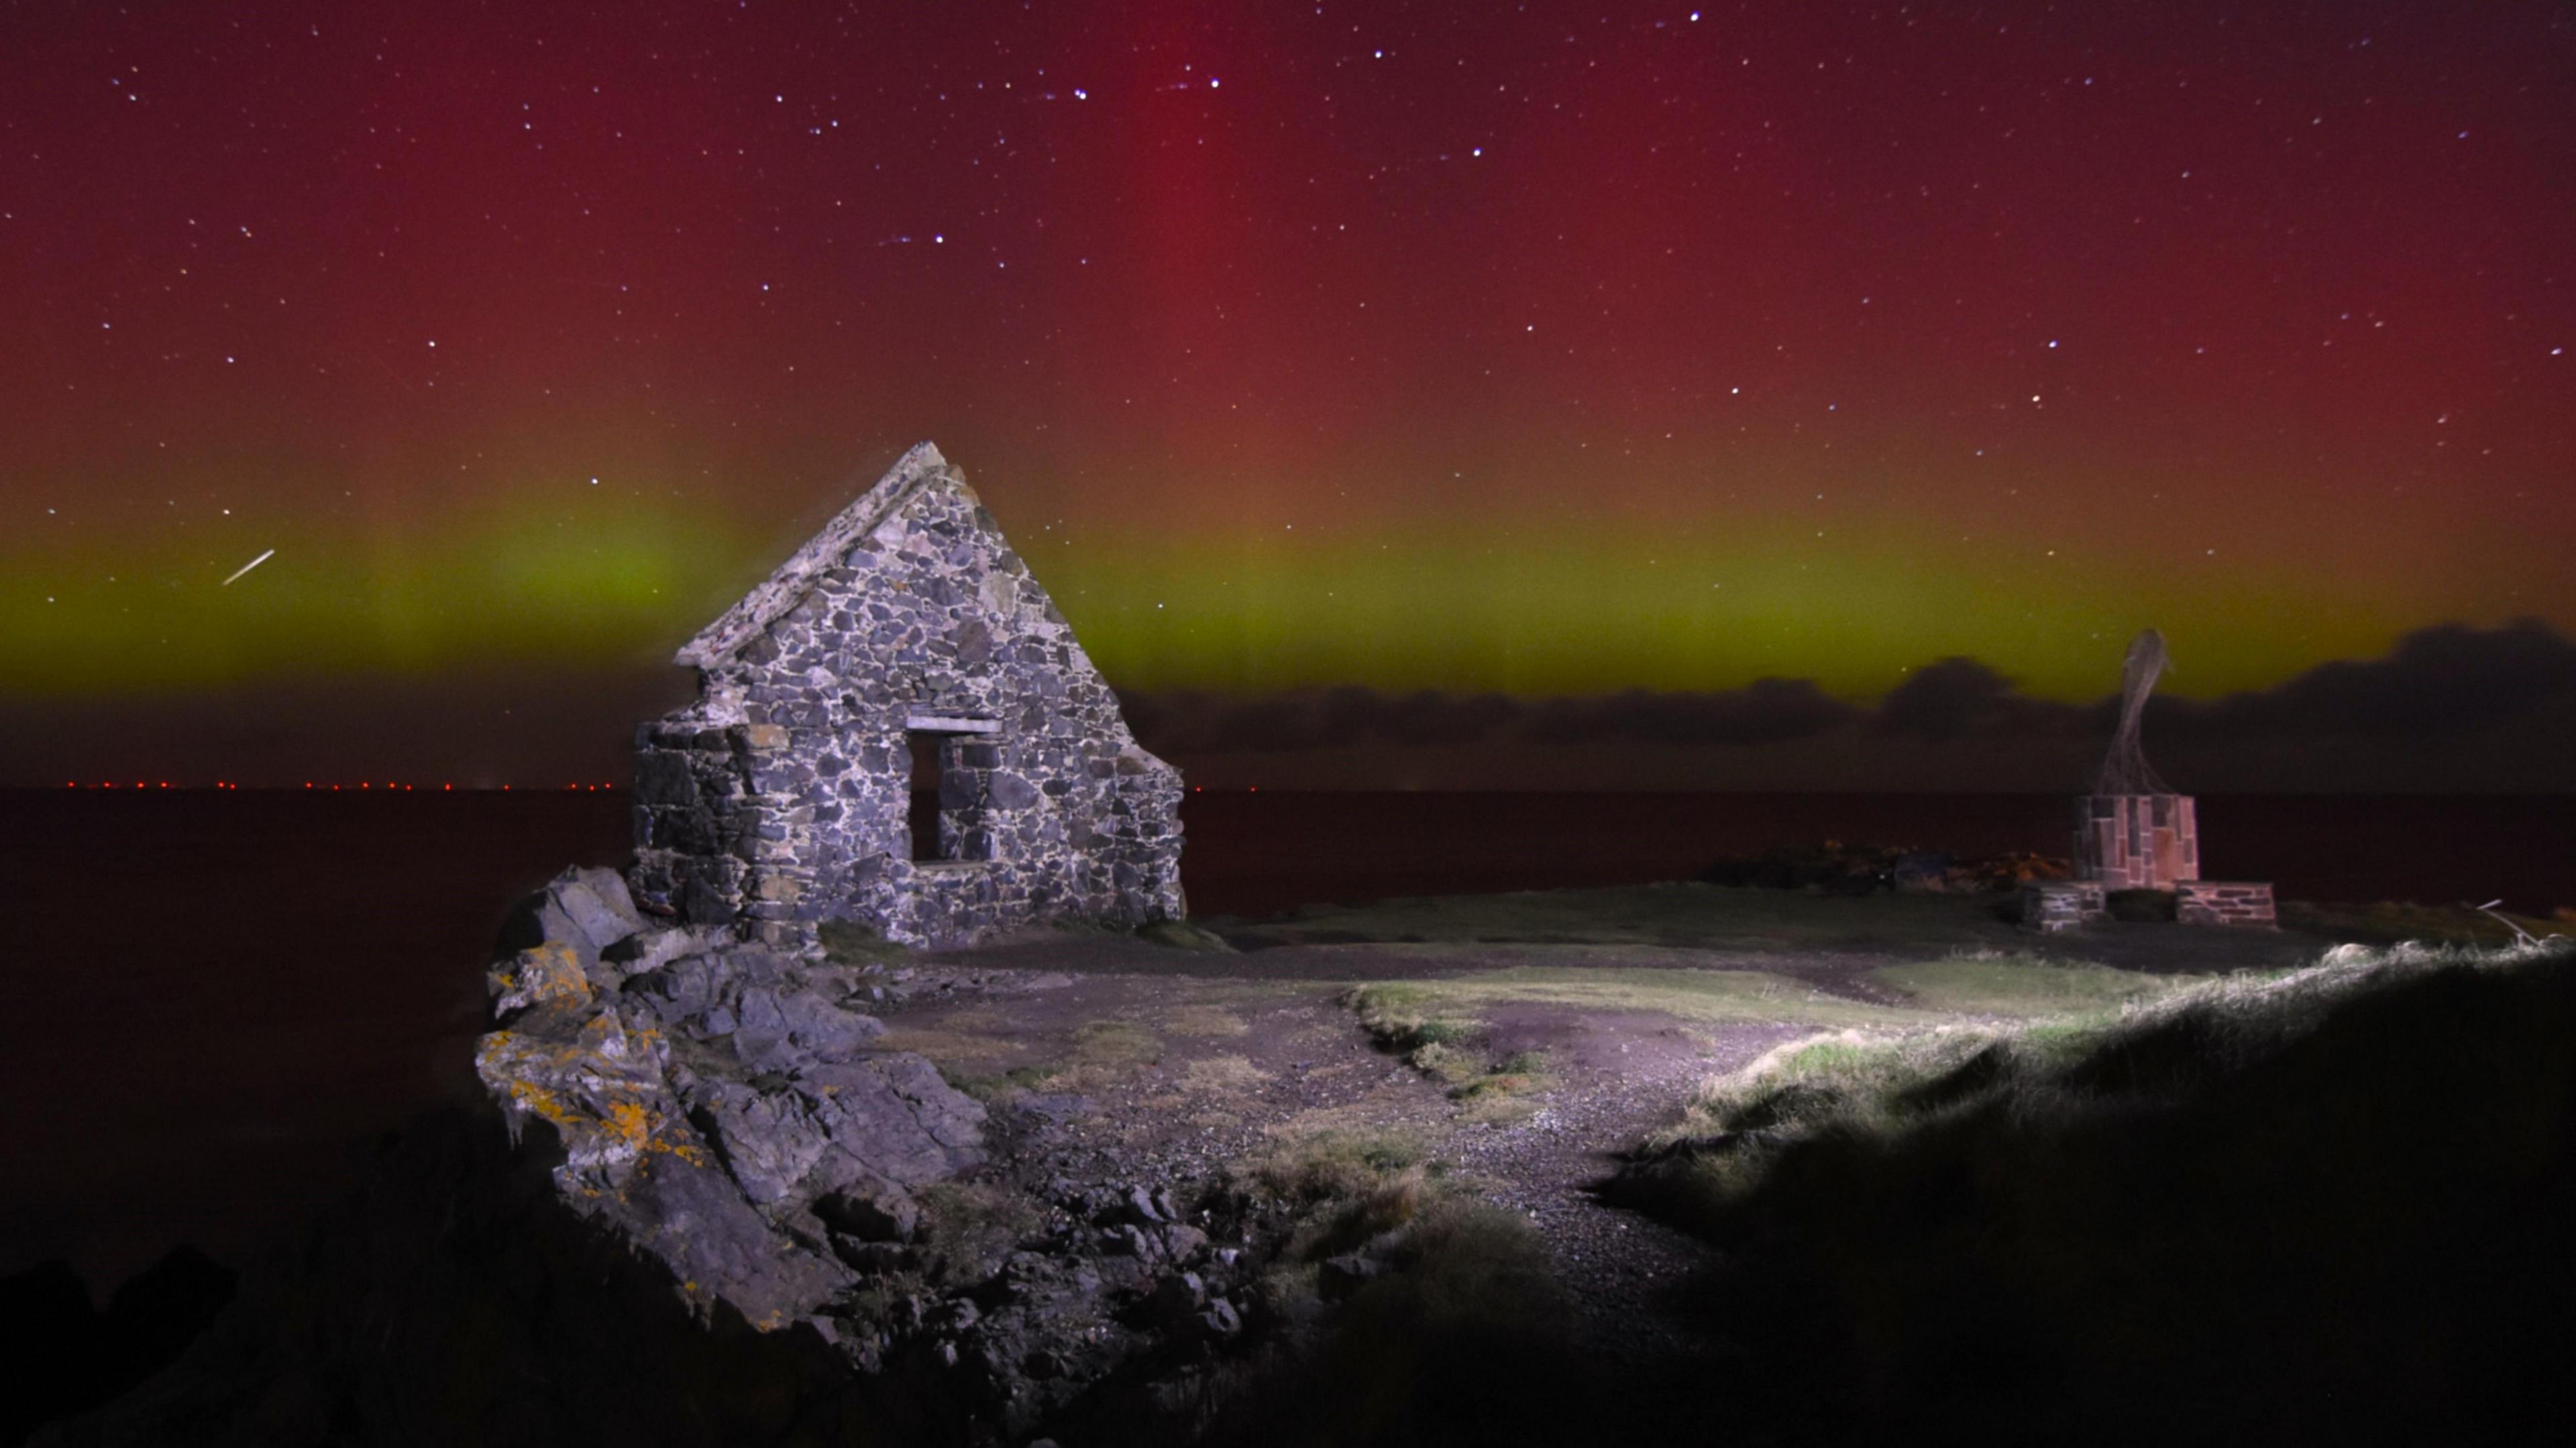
[627,442,1187,949]
[2027,629,2275,931]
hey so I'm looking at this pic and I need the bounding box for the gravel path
[1439,1013,1814,1364]
[886,946,1838,1372]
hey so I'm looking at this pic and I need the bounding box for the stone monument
[2027,629,2275,929]
[628,442,1187,949]
[2074,629,2200,890]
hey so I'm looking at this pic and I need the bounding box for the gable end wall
[631,465,1184,948]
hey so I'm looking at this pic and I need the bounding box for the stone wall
[630,445,1186,949]
[2176,880,2277,929]
[2022,879,2108,933]
[2074,793,2199,890]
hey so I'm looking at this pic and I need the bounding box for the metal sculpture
[2094,628,2173,797]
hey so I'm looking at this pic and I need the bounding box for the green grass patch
[1444,1050,1554,1122]
[1344,982,1479,1052]
[1344,983,1556,1115]
[935,1062,1063,1103]
[1872,954,2198,1016]
[1069,1018,1161,1066]
[1362,965,1930,1030]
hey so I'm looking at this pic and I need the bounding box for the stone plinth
[2023,880,2108,933]
[2074,793,2199,890]
[2177,880,2277,928]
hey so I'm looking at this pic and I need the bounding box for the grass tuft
[912,1180,1043,1286]
[1137,917,1238,952]
[1070,1018,1161,1066]
[1234,1124,1429,1209]
[816,920,913,968]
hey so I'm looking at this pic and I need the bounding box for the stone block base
[2177,880,2276,928]
[2023,880,2108,933]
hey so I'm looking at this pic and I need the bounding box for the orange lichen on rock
[488,942,594,1026]
[474,1007,677,1174]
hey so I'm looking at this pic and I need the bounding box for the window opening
[908,732,943,860]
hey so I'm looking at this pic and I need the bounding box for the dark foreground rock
[1,1249,235,1445]
[34,869,1311,1445]
[30,1107,981,1448]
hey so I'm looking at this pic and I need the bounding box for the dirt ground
[855,883,2344,1361]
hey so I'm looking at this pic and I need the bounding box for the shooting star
[221,548,276,586]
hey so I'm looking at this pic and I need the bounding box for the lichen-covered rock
[486,942,594,1029]
[474,1010,670,1174]
[473,922,987,1331]
[629,442,1188,950]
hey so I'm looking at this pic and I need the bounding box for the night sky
[5,1,2572,787]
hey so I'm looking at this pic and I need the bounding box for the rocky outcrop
[475,867,988,1331]
[468,873,1311,1441]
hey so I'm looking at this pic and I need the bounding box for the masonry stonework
[2072,792,2200,890]
[2176,879,2277,928]
[2023,879,2109,933]
[628,443,1187,949]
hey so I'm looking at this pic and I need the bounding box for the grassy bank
[1606,937,2576,1445]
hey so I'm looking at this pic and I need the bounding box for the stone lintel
[906,714,1002,734]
